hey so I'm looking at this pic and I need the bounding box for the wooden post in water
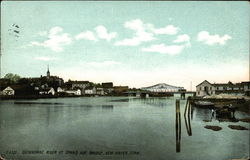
[176,99,181,152]
[184,98,189,116]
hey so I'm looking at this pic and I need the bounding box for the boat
[193,101,215,108]
[216,105,236,118]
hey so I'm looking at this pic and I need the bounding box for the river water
[0,97,249,160]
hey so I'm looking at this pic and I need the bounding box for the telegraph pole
[0,51,2,79]
[0,37,1,79]
[190,81,192,91]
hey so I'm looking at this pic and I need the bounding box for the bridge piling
[180,93,185,99]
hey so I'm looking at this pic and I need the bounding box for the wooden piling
[184,98,189,116]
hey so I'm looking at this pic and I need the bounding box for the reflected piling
[176,99,181,152]
[184,97,192,136]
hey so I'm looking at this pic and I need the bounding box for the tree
[4,73,21,83]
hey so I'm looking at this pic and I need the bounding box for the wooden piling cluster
[175,99,181,152]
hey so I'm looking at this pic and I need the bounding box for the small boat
[194,101,215,108]
[216,105,236,118]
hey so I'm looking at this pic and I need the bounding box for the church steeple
[46,65,50,78]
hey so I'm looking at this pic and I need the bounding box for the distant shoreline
[0,95,97,100]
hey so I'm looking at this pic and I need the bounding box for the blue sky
[1,1,249,89]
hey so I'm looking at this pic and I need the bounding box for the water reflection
[175,100,181,152]
[184,112,192,136]
[0,97,249,160]
[102,105,114,111]
[176,100,194,153]
[191,105,239,123]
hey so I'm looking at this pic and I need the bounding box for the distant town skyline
[1,1,249,90]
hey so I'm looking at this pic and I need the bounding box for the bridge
[125,83,196,99]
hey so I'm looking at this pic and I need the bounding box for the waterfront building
[69,81,90,89]
[39,87,55,95]
[1,85,37,96]
[114,86,129,95]
[196,80,250,96]
[2,86,15,95]
[96,88,105,95]
[64,89,81,95]
[57,87,64,93]
[102,82,114,94]
[242,81,250,96]
[85,86,96,95]
[114,86,129,92]
[102,82,113,88]
[196,80,216,96]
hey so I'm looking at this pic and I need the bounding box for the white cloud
[115,19,155,46]
[34,56,57,61]
[197,31,231,45]
[142,44,186,55]
[31,27,72,52]
[124,19,145,31]
[86,61,121,67]
[95,25,117,41]
[115,19,180,46]
[75,31,97,41]
[173,34,190,43]
[115,38,141,46]
[152,25,179,35]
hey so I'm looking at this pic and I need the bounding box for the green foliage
[4,73,21,83]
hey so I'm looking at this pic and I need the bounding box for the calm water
[0,97,249,160]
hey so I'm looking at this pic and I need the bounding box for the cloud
[75,31,97,41]
[173,34,190,43]
[95,25,117,41]
[34,56,57,61]
[142,44,186,55]
[197,31,231,45]
[152,25,179,35]
[115,19,155,46]
[30,27,72,52]
[115,19,180,46]
[114,31,154,46]
[124,19,179,35]
[86,61,121,67]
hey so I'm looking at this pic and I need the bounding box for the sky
[1,1,249,90]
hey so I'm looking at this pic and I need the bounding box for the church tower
[46,65,50,78]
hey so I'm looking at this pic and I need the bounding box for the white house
[65,89,81,95]
[39,88,55,95]
[96,88,104,95]
[57,87,64,93]
[2,86,15,95]
[85,86,96,95]
[196,80,215,97]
